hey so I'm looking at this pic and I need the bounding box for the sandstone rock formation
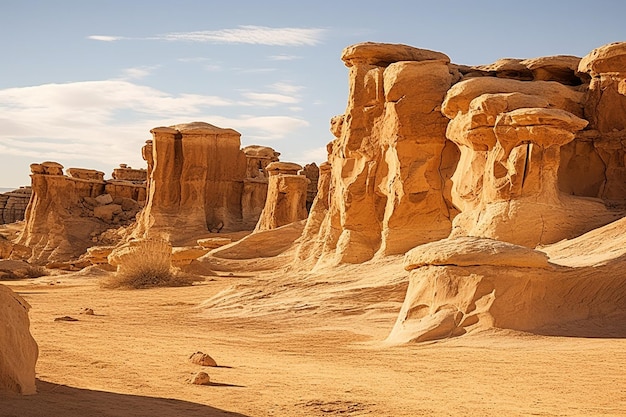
[241,145,280,229]
[0,187,31,224]
[133,122,280,244]
[255,162,309,232]
[0,284,38,394]
[288,41,626,343]
[442,80,619,247]
[296,42,459,268]
[388,219,626,344]
[300,163,320,211]
[15,162,146,263]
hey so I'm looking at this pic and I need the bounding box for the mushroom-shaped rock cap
[32,161,64,175]
[265,161,303,175]
[150,122,240,136]
[441,77,584,118]
[579,42,626,76]
[171,121,240,136]
[242,145,280,159]
[496,107,588,131]
[474,58,533,80]
[66,168,105,181]
[476,58,528,73]
[494,108,588,151]
[403,236,550,271]
[341,42,450,67]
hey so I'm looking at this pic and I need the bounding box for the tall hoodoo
[296,42,459,268]
[133,122,247,244]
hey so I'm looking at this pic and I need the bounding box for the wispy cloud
[239,82,305,107]
[88,26,326,47]
[241,92,300,106]
[152,26,325,46]
[87,35,125,42]
[0,80,310,167]
[119,65,160,80]
[268,54,302,61]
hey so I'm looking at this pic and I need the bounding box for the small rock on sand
[190,371,210,385]
[54,316,78,322]
[189,351,217,367]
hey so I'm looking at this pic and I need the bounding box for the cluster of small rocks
[189,351,218,385]
[81,193,143,227]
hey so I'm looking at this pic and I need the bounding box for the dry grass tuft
[103,238,200,289]
[0,264,48,280]
[22,265,49,278]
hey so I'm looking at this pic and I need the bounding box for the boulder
[0,284,38,394]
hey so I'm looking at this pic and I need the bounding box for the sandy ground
[1,258,626,417]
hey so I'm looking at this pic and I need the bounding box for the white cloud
[238,82,304,107]
[87,35,125,42]
[283,146,329,166]
[0,81,310,168]
[88,26,325,47]
[271,82,304,95]
[153,26,325,46]
[268,54,302,61]
[241,92,300,106]
[120,65,160,80]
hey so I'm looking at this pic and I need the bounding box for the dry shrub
[21,265,48,278]
[103,238,199,289]
[0,265,48,280]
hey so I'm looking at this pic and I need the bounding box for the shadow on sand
[0,380,250,417]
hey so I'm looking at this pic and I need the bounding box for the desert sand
[1,248,625,416]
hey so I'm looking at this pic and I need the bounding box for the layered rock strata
[15,162,145,263]
[442,80,618,246]
[388,223,626,344]
[241,145,280,229]
[0,187,31,224]
[133,122,276,244]
[296,42,459,268]
[255,162,309,231]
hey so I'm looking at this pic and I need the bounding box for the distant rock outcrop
[0,284,38,394]
[132,122,283,244]
[255,162,309,232]
[15,162,146,263]
[0,187,31,224]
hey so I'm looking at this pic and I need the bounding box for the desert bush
[0,269,19,280]
[21,265,49,278]
[0,265,48,280]
[103,238,199,289]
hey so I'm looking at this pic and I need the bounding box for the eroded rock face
[0,284,38,394]
[442,79,619,247]
[296,43,459,268]
[387,227,626,344]
[241,146,281,229]
[255,162,309,231]
[0,187,31,224]
[573,42,626,202]
[133,122,249,244]
[300,163,320,211]
[15,163,146,263]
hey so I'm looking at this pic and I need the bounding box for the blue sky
[1,0,625,188]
